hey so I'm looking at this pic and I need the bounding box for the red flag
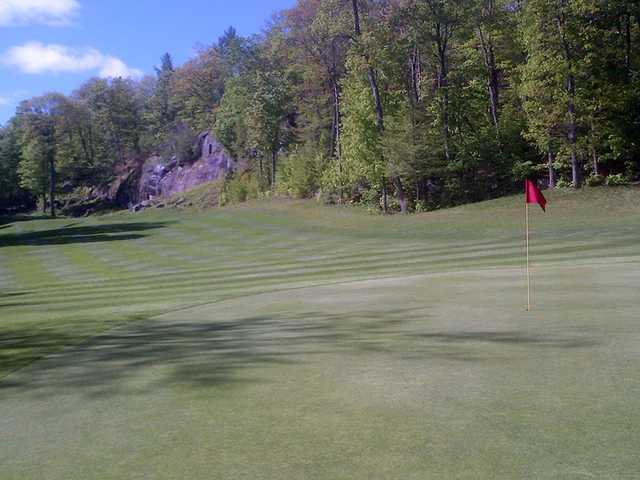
[525,179,547,211]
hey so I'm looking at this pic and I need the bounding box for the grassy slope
[1,187,639,479]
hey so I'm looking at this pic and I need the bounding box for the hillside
[1,187,639,478]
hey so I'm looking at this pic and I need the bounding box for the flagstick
[525,202,531,311]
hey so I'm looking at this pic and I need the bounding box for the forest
[1,0,638,215]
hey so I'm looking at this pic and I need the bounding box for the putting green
[1,189,639,478]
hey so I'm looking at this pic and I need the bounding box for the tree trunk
[436,36,451,162]
[330,75,342,158]
[567,73,580,187]
[49,154,56,218]
[477,24,500,131]
[381,183,388,213]
[410,44,421,105]
[556,9,580,188]
[351,0,361,36]
[440,60,450,162]
[592,148,599,176]
[351,0,383,130]
[352,0,391,212]
[329,82,337,158]
[393,176,408,214]
[271,150,277,190]
[329,39,342,159]
[547,151,556,188]
[367,68,384,131]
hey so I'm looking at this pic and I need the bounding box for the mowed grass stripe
[3,230,637,303]
[0,228,592,292]
[3,246,60,288]
[2,247,637,314]
[0,239,542,302]
[3,248,639,316]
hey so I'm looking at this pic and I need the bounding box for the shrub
[586,174,605,187]
[606,173,629,186]
[384,196,401,213]
[219,174,259,206]
[279,146,326,199]
[555,177,573,189]
[414,200,428,213]
[358,187,380,209]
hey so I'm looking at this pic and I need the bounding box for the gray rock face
[138,132,234,202]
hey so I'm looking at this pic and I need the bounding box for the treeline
[1,0,639,215]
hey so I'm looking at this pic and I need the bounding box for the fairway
[1,188,640,479]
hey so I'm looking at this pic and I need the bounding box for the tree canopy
[1,0,638,214]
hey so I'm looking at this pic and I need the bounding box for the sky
[0,0,295,124]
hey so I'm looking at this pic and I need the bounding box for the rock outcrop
[60,131,233,216]
[137,132,234,204]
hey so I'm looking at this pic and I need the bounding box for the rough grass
[163,178,223,209]
[1,187,639,479]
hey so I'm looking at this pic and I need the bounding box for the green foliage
[214,77,250,160]
[74,77,145,183]
[606,173,630,187]
[1,0,638,213]
[414,200,428,213]
[586,174,605,187]
[144,53,177,144]
[278,145,327,199]
[215,52,297,190]
[327,53,385,194]
[555,177,573,189]
[15,94,66,208]
[246,71,293,175]
[219,174,260,206]
[0,122,33,211]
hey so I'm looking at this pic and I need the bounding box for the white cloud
[99,56,143,79]
[0,0,79,26]
[2,42,143,79]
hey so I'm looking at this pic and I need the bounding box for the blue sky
[0,0,295,124]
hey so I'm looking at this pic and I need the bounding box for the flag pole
[525,201,531,311]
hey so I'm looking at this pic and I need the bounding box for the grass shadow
[0,214,51,227]
[0,307,600,398]
[0,222,171,248]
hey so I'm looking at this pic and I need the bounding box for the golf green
[1,188,639,478]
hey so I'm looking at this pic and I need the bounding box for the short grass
[1,187,639,479]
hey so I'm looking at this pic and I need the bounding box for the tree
[75,77,143,176]
[0,121,33,212]
[16,94,66,216]
[146,53,176,142]
[246,71,295,189]
[520,0,588,187]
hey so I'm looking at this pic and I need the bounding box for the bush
[586,174,605,187]
[555,177,573,189]
[384,196,401,213]
[606,173,629,186]
[278,146,326,198]
[414,200,428,213]
[219,174,259,206]
[357,187,380,209]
